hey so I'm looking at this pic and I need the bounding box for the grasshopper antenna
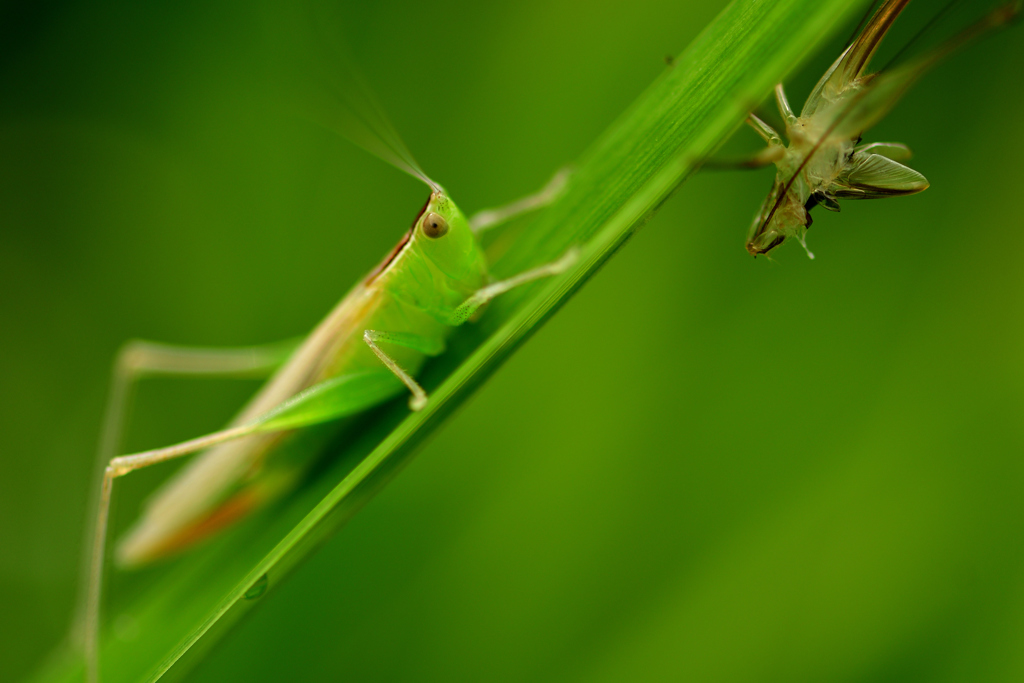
[879,0,963,73]
[264,1,442,192]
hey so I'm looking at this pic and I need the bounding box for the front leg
[448,247,580,326]
[363,330,445,411]
[701,114,785,171]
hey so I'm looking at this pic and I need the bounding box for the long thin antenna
[265,2,440,191]
[879,0,962,73]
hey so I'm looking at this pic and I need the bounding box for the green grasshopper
[745,0,1021,258]
[78,46,575,683]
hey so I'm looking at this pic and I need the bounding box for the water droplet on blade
[244,574,269,600]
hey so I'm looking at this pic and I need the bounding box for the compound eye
[421,212,449,239]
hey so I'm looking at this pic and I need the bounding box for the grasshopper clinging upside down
[745,0,1021,258]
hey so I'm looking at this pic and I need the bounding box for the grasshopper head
[412,191,487,283]
[746,178,814,258]
[746,231,787,257]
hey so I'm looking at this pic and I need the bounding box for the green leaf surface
[30,1,865,681]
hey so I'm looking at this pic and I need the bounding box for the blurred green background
[3,0,1024,681]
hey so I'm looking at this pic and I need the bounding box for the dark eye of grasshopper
[421,212,449,239]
